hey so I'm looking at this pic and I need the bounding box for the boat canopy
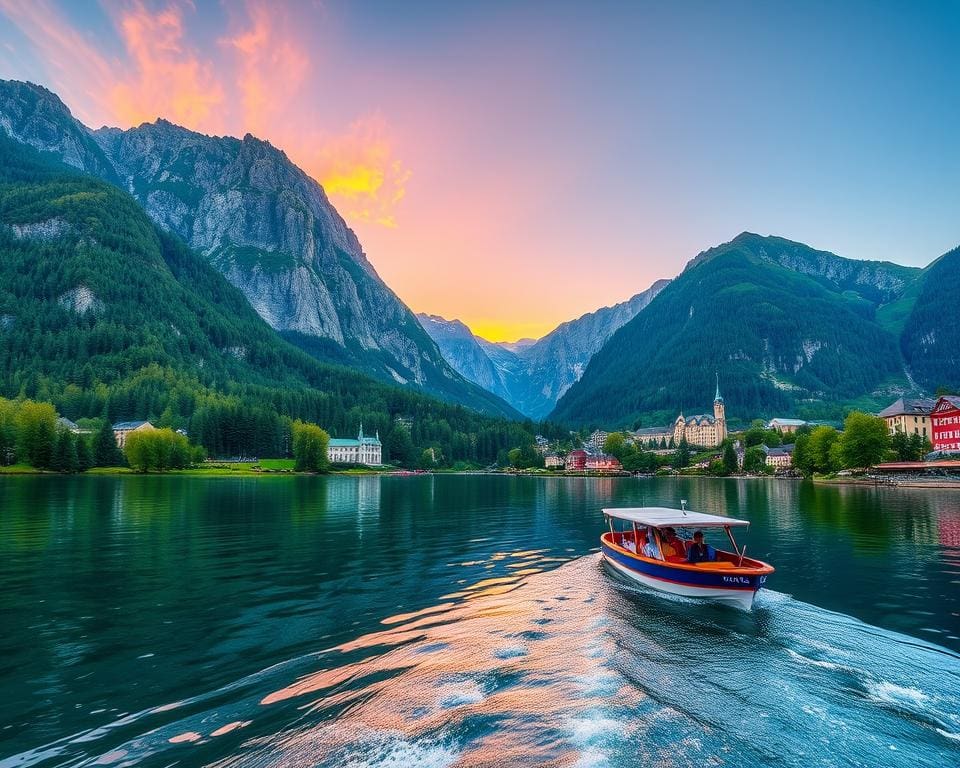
[602,506,749,528]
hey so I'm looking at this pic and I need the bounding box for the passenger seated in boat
[686,531,716,564]
[642,527,661,559]
[659,527,686,561]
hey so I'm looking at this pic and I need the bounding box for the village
[521,385,960,483]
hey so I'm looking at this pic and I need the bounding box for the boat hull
[601,540,768,611]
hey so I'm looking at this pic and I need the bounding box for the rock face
[419,279,669,419]
[0,81,117,181]
[0,79,516,417]
[417,314,513,403]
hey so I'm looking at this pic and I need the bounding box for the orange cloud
[303,115,412,228]
[0,0,410,229]
[109,1,225,130]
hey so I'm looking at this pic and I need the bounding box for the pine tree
[52,429,78,473]
[76,435,93,472]
[93,421,122,467]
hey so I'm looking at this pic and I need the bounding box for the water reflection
[1,475,959,767]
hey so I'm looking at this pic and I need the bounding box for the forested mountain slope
[900,246,960,393]
[0,79,516,417]
[0,135,530,460]
[550,234,915,427]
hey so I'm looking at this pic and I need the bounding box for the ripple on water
[7,555,960,768]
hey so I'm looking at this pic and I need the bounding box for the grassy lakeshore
[1,459,400,477]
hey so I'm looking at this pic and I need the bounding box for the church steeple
[713,373,726,441]
[358,422,364,441]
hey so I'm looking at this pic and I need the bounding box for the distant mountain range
[1,79,956,433]
[0,79,517,419]
[418,280,668,419]
[551,233,956,427]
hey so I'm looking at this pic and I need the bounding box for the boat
[600,505,774,610]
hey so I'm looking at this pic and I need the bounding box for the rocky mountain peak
[0,79,517,417]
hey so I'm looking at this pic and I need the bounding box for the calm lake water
[1,475,958,767]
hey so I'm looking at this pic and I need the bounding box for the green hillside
[550,234,907,427]
[0,135,531,462]
[900,246,960,393]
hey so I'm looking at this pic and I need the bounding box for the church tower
[713,373,726,441]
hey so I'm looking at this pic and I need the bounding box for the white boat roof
[602,506,750,528]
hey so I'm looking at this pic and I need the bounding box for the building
[327,424,383,465]
[544,452,564,468]
[632,426,673,448]
[588,430,609,451]
[534,434,551,454]
[565,449,587,471]
[586,454,622,472]
[763,443,794,469]
[931,396,960,453]
[878,397,935,439]
[767,418,808,434]
[57,417,92,435]
[673,377,727,448]
[112,420,155,449]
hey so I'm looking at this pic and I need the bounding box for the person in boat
[659,527,686,559]
[686,530,716,564]
[642,526,661,559]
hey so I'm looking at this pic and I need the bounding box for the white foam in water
[866,681,930,708]
[785,648,844,671]
[342,737,458,768]
[573,746,611,767]
[568,715,621,744]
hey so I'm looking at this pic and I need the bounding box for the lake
[1,474,958,767]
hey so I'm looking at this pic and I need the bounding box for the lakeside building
[585,454,622,472]
[766,418,808,434]
[878,397,935,439]
[534,435,551,454]
[112,420,155,449]
[931,396,960,453]
[673,378,727,448]
[544,452,564,468]
[565,449,587,471]
[328,424,383,465]
[632,426,673,448]
[763,443,795,469]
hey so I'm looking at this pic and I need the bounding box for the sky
[1,1,958,341]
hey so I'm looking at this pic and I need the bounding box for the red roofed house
[931,396,960,452]
[585,454,622,472]
[565,450,587,471]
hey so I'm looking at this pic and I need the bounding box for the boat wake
[5,555,959,768]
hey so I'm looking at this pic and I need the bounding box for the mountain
[0,133,531,461]
[416,314,513,403]
[550,233,923,427]
[901,245,960,393]
[418,280,668,419]
[0,79,517,418]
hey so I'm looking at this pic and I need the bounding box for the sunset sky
[1,1,958,341]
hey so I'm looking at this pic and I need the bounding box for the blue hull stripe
[601,544,762,592]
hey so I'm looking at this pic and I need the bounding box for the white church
[327,424,383,465]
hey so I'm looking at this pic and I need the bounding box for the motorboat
[600,505,774,610]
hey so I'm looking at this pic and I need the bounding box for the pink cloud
[0,0,409,227]
[109,1,225,130]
